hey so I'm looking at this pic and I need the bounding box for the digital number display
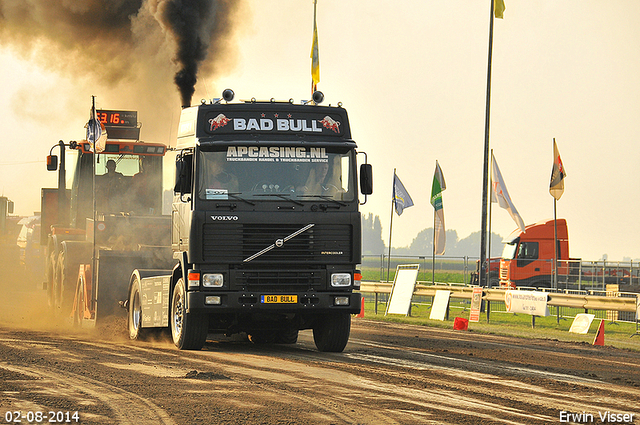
[96,110,137,127]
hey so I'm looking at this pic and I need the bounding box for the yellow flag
[494,0,505,19]
[310,1,320,91]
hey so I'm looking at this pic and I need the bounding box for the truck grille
[230,267,325,292]
[202,223,352,264]
[500,267,508,280]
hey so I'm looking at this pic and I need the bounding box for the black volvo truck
[127,91,373,352]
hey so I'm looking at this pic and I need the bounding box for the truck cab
[499,218,569,288]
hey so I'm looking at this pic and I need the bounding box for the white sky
[1,0,639,261]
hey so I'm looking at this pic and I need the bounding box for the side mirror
[359,163,373,195]
[174,153,193,195]
[47,155,58,171]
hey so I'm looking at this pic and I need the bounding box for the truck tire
[313,312,351,352]
[170,278,208,350]
[128,277,149,341]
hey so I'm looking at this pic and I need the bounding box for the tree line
[361,213,504,258]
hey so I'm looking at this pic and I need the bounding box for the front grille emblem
[243,223,315,263]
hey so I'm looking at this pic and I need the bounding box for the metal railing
[358,281,639,324]
[361,255,640,291]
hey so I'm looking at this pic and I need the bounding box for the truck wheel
[170,278,208,350]
[313,312,351,352]
[128,277,149,341]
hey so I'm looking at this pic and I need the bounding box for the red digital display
[96,110,137,127]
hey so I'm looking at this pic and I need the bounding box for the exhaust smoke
[0,0,245,109]
[151,0,237,108]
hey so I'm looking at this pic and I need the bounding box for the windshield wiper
[254,193,304,206]
[223,192,256,206]
[298,194,348,207]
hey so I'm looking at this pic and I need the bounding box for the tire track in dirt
[0,361,176,424]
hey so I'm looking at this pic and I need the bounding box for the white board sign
[504,290,550,316]
[569,313,596,334]
[385,264,420,316]
[429,290,451,321]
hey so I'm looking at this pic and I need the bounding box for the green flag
[430,161,446,255]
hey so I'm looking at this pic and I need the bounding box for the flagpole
[432,211,436,284]
[311,0,318,96]
[553,138,558,290]
[488,150,494,283]
[387,168,396,283]
[91,95,98,294]
[553,197,558,289]
[480,0,496,289]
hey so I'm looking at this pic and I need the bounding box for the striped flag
[549,139,566,200]
[86,118,107,153]
[430,161,446,255]
[393,172,413,216]
[491,153,525,232]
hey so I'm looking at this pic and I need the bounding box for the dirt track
[1,281,640,424]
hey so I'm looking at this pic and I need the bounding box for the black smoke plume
[0,0,244,108]
[152,0,237,108]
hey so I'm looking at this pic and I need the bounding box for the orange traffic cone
[356,297,365,318]
[593,319,605,346]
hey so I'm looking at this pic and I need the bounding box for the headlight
[203,273,224,287]
[331,273,351,287]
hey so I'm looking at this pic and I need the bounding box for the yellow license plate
[261,295,298,304]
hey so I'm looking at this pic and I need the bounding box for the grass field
[360,266,468,285]
[358,257,640,351]
[356,298,640,351]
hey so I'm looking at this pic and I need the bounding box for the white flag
[491,153,525,233]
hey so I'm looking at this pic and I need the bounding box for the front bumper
[186,291,362,315]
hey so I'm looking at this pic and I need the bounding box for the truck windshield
[91,153,162,215]
[502,242,518,260]
[198,146,354,202]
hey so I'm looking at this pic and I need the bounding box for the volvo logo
[243,223,315,263]
[211,215,238,221]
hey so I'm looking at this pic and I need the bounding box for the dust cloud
[0,0,249,338]
[0,265,169,344]
[0,0,248,141]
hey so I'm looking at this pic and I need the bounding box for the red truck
[499,218,638,289]
[499,218,573,288]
